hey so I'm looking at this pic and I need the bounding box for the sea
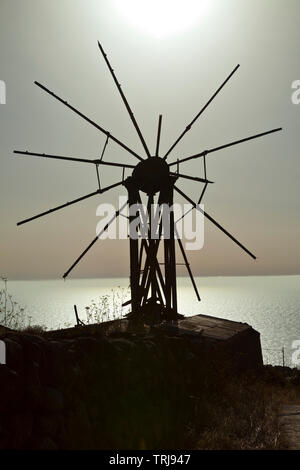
[1,275,300,368]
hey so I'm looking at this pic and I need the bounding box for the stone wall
[0,321,262,449]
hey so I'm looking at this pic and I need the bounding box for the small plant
[84,286,130,325]
[0,275,27,329]
[21,325,46,335]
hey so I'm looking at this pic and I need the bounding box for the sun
[114,0,211,38]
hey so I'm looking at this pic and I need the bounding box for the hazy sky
[0,0,299,279]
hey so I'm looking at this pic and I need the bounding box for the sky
[0,0,299,279]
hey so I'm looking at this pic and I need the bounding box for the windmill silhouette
[14,42,282,323]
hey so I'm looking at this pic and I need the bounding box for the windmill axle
[132,157,171,194]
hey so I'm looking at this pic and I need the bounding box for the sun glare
[114,0,210,38]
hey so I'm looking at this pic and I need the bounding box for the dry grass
[190,366,300,450]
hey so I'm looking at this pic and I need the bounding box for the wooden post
[124,179,140,315]
[74,305,85,326]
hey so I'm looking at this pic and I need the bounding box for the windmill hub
[132,157,171,194]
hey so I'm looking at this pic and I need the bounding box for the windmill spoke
[169,127,282,167]
[99,180,125,192]
[63,200,128,279]
[197,181,209,205]
[14,150,96,164]
[176,182,209,224]
[163,64,240,160]
[13,150,135,168]
[175,226,201,301]
[17,181,124,226]
[155,115,163,157]
[34,81,143,162]
[170,172,213,184]
[17,190,100,226]
[98,42,150,158]
[174,185,256,260]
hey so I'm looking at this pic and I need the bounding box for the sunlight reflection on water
[7,275,300,367]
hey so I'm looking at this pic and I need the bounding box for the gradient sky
[0,0,299,279]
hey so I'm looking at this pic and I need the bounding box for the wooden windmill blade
[98,41,151,159]
[13,150,135,169]
[163,64,240,160]
[63,200,128,279]
[17,181,124,226]
[34,81,143,162]
[168,127,282,167]
[174,185,256,260]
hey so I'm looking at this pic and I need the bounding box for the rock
[109,338,136,353]
[40,340,69,386]
[34,413,62,438]
[24,362,43,409]
[28,435,58,450]
[6,411,33,448]
[0,422,9,450]
[0,367,24,412]
[19,335,45,369]
[42,387,64,412]
[3,338,23,372]
[60,404,93,449]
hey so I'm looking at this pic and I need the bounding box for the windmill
[14,42,282,323]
